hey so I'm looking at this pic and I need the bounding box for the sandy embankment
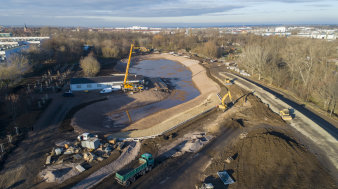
[111,54,220,138]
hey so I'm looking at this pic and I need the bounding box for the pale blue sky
[1,0,338,27]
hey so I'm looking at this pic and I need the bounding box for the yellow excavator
[122,44,144,92]
[217,91,233,111]
[225,78,232,85]
[134,46,149,53]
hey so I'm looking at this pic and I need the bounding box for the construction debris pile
[160,132,213,158]
[148,77,171,92]
[224,62,250,77]
[39,133,125,183]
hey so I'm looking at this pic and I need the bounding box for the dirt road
[131,126,240,189]
[95,90,336,189]
[218,71,338,176]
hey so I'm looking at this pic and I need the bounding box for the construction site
[0,45,337,189]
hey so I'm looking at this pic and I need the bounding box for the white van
[112,85,121,91]
[100,88,113,93]
[100,86,121,93]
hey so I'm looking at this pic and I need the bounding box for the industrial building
[0,36,49,62]
[70,74,144,91]
[0,33,12,37]
[0,45,30,62]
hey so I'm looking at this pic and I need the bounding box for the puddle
[107,59,200,127]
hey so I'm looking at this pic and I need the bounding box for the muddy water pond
[107,59,200,128]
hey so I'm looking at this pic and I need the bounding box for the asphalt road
[219,71,338,174]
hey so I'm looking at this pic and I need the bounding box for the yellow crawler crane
[122,44,144,92]
[217,91,233,112]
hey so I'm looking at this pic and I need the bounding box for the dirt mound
[203,128,336,189]
[158,132,213,158]
[39,163,80,183]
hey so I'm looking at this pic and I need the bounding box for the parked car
[63,90,74,97]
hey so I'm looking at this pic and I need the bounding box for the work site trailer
[115,153,154,186]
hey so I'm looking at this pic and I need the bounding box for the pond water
[106,59,200,128]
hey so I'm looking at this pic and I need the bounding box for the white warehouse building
[70,75,144,91]
[275,26,286,33]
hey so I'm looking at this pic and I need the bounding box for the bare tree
[5,94,19,125]
[0,54,30,88]
[80,54,100,77]
[239,43,271,80]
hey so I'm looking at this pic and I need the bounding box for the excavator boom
[221,91,232,106]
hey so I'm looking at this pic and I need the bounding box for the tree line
[0,28,336,116]
[239,36,337,115]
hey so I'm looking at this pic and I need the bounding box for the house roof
[70,75,144,84]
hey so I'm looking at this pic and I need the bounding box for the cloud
[305,3,332,7]
[4,0,244,17]
[2,0,338,26]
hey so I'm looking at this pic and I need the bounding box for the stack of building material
[81,138,100,149]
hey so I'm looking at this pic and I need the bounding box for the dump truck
[115,153,154,186]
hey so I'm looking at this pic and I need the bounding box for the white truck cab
[77,133,97,141]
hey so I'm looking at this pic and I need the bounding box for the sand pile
[159,132,213,158]
[181,139,204,152]
[39,163,80,183]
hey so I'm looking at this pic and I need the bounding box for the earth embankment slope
[111,54,220,138]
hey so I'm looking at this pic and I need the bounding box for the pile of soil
[39,163,80,183]
[158,132,213,158]
[203,128,337,189]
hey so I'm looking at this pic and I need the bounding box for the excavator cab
[225,78,232,85]
[217,91,233,112]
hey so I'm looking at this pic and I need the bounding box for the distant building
[112,26,161,34]
[0,36,50,43]
[23,24,31,33]
[70,75,144,91]
[0,33,12,37]
[275,27,286,33]
[0,45,30,62]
